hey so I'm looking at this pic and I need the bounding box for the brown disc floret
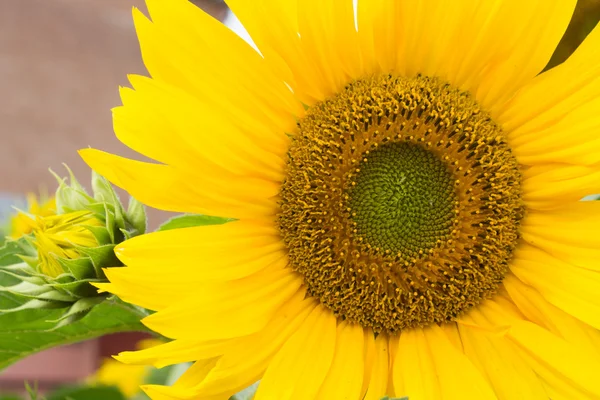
[278,74,524,334]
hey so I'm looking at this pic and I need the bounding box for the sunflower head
[0,168,147,327]
[279,74,525,332]
[79,0,600,399]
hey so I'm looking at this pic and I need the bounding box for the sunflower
[81,0,600,398]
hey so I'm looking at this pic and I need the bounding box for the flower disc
[279,74,525,333]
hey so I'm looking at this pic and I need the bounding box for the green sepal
[47,296,106,329]
[86,225,112,245]
[0,282,76,304]
[0,268,45,284]
[111,192,127,233]
[0,298,70,313]
[102,201,117,243]
[18,254,39,269]
[74,243,120,276]
[92,171,117,203]
[56,256,95,280]
[48,278,101,299]
[52,168,95,214]
[127,197,147,236]
[0,281,52,296]
[33,289,76,302]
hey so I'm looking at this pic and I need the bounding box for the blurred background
[0,0,598,398]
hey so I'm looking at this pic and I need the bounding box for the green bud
[0,168,147,328]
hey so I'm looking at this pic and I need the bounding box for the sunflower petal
[507,321,600,399]
[382,0,575,113]
[115,76,287,181]
[362,334,390,400]
[504,274,600,358]
[500,23,600,161]
[315,321,365,399]
[457,317,548,400]
[115,338,229,369]
[522,164,600,210]
[142,359,218,400]
[133,0,302,134]
[188,293,315,398]
[226,0,360,105]
[113,220,284,285]
[254,305,337,400]
[510,243,600,331]
[393,326,496,400]
[521,202,600,270]
[142,267,303,341]
[142,291,316,399]
[80,149,277,218]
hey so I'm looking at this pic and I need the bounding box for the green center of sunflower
[278,74,524,334]
[348,142,457,259]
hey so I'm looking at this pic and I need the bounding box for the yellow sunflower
[81,0,600,398]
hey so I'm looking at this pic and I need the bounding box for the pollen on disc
[278,74,524,334]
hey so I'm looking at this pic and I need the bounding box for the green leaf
[157,214,234,231]
[0,292,148,370]
[0,239,29,267]
[46,385,126,400]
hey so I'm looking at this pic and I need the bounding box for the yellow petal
[79,149,277,219]
[295,0,362,102]
[142,291,316,399]
[462,301,600,399]
[521,202,600,270]
[254,305,337,400]
[315,321,365,399]
[191,294,315,398]
[355,0,400,74]
[457,318,548,400]
[500,23,600,157]
[504,274,600,358]
[386,334,400,397]
[510,243,600,331]
[384,0,575,113]
[142,359,218,400]
[133,0,302,135]
[506,321,600,399]
[362,334,390,400]
[521,164,600,210]
[142,267,303,341]
[226,0,361,105]
[223,0,301,92]
[394,325,496,400]
[115,338,229,369]
[115,76,287,181]
[394,328,441,399]
[113,219,283,285]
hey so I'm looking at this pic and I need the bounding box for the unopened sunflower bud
[8,193,56,239]
[0,167,146,328]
